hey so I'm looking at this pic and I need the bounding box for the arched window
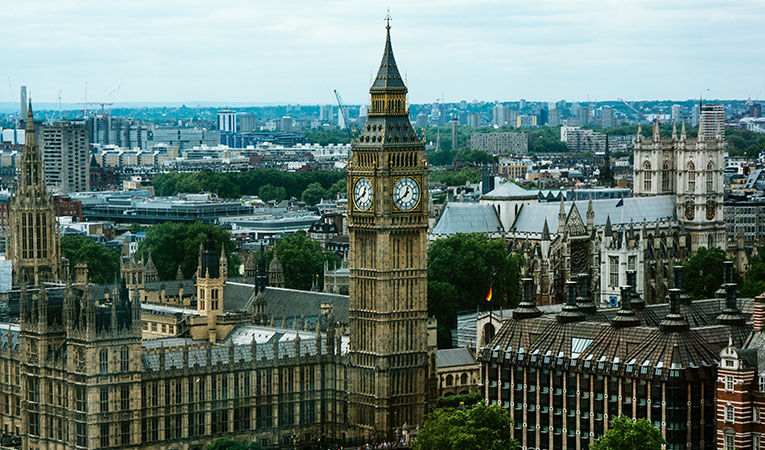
[643,161,652,192]
[120,347,129,372]
[687,161,696,192]
[482,323,496,347]
[445,375,453,386]
[460,373,468,385]
[661,161,671,192]
[100,348,109,374]
[706,161,715,192]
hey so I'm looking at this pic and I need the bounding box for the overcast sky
[2,0,764,105]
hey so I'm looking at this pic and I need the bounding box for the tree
[428,233,523,347]
[413,403,517,450]
[301,182,326,206]
[60,236,121,284]
[682,246,731,299]
[136,222,240,280]
[258,184,287,202]
[267,232,341,291]
[590,415,665,450]
[429,167,482,186]
[325,178,347,200]
[206,438,263,450]
[742,247,765,298]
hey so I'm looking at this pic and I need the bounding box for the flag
[485,285,493,302]
[616,198,624,207]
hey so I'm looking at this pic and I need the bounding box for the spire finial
[385,8,392,30]
[26,99,35,133]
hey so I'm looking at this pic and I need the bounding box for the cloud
[1,0,764,104]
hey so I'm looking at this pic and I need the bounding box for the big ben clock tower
[347,19,429,439]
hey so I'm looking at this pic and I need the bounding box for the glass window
[725,404,734,422]
[100,348,109,374]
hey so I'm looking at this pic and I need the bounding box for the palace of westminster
[2,19,765,450]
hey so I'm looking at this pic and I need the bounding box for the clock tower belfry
[347,20,429,439]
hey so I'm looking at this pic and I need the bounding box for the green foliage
[455,149,495,165]
[436,393,483,409]
[428,233,523,347]
[206,438,263,450]
[266,232,341,290]
[136,222,240,280]
[413,403,517,450]
[529,135,567,153]
[304,129,352,146]
[742,247,765,298]
[590,415,665,450]
[258,184,287,202]
[151,169,344,200]
[60,236,121,284]
[682,246,732,299]
[725,128,765,159]
[429,167,481,186]
[325,178,347,199]
[301,182,326,206]
[428,149,457,166]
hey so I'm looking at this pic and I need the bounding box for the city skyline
[3,0,765,105]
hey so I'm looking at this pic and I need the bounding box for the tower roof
[370,21,407,93]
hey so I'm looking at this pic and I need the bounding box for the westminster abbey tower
[347,21,430,439]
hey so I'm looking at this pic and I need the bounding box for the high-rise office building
[601,106,615,128]
[548,109,562,127]
[576,104,591,126]
[671,104,685,124]
[467,112,481,128]
[236,113,257,132]
[20,86,27,120]
[492,104,507,126]
[320,104,333,121]
[700,104,725,140]
[42,121,91,193]
[450,117,459,150]
[217,109,237,133]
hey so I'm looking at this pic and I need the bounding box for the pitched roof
[437,348,478,368]
[432,203,503,235]
[482,181,538,200]
[370,25,406,92]
[260,287,349,324]
[512,195,676,233]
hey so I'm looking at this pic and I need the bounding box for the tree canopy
[136,222,240,280]
[151,169,344,200]
[413,403,517,450]
[60,236,121,284]
[429,167,482,186]
[428,233,523,347]
[742,247,765,298]
[266,232,341,291]
[590,415,665,450]
[682,246,734,299]
[301,182,327,206]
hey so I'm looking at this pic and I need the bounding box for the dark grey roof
[370,26,406,92]
[482,182,538,200]
[144,279,195,296]
[437,348,477,368]
[262,287,349,324]
[223,281,258,313]
[432,203,503,235]
[512,195,676,234]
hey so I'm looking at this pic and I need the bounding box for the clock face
[393,177,420,211]
[353,177,373,211]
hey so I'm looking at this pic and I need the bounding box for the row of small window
[0,361,20,385]
[98,347,130,374]
[724,402,763,424]
[724,434,761,450]
[142,321,177,335]
[442,373,471,386]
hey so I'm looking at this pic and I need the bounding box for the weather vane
[385,8,392,29]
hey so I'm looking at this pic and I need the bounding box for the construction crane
[618,98,649,123]
[333,90,353,142]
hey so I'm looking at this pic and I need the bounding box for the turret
[557,197,566,234]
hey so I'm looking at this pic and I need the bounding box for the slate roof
[432,203,503,235]
[512,195,676,233]
[141,324,349,372]
[437,348,477,368]
[141,303,198,317]
[370,25,406,92]
[482,182,538,200]
[223,282,258,313]
[261,287,349,324]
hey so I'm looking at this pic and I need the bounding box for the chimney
[513,278,542,320]
[754,293,765,330]
[557,280,586,324]
[575,273,596,314]
[659,289,690,332]
[611,285,640,328]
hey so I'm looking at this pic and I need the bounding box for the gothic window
[628,256,636,272]
[643,161,652,191]
[100,387,109,412]
[609,256,619,288]
[687,161,696,192]
[120,347,129,372]
[661,161,671,191]
[460,373,468,385]
[445,375,453,386]
[100,348,109,374]
[706,161,715,192]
